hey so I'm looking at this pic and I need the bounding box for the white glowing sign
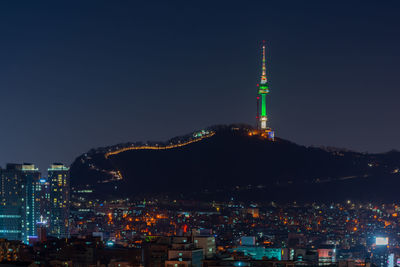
[375,237,389,246]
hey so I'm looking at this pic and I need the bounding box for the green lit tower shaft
[258,44,269,130]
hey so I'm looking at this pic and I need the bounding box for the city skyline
[2,2,400,267]
[1,1,400,170]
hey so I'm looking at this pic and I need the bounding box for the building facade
[0,164,24,241]
[49,163,70,238]
[0,163,42,243]
[20,163,41,244]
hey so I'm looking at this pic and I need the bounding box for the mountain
[70,125,400,202]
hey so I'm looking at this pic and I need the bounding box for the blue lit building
[20,164,41,244]
[0,163,42,243]
[230,246,288,260]
[0,164,24,241]
[372,237,390,267]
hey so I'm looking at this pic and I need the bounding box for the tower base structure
[248,128,275,141]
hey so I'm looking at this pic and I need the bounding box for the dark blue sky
[1,1,400,171]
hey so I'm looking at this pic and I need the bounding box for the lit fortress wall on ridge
[104,131,215,159]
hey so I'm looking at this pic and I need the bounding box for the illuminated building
[246,208,259,218]
[193,236,216,259]
[20,163,41,244]
[172,236,216,259]
[0,164,24,241]
[317,245,336,265]
[230,246,289,261]
[203,259,296,267]
[256,42,274,140]
[49,163,70,238]
[240,236,256,246]
[36,178,50,224]
[165,243,203,267]
[0,164,41,243]
[372,237,389,267]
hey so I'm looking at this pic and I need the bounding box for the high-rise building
[48,163,70,239]
[36,178,51,224]
[0,163,42,243]
[372,237,390,267]
[256,42,275,140]
[20,163,41,244]
[0,164,24,241]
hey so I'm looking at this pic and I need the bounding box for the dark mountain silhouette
[70,125,400,202]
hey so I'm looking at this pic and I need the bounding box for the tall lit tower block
[257,43,275,140]
[0,163,42,244]
[0,164,24,241]
[36,178,50,224]
[21,163,41,244]
[49,163,70,239]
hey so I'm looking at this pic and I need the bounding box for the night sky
[1,1,400,172]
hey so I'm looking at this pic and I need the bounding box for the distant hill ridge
[70,124,400,202]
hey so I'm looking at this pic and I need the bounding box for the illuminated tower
[258,44,269,129]
[21,163,41,244]
[256,43,274,140]
[49,163,70,239]
[0,163,41,244]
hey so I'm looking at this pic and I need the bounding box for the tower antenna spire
[261,41,267,84]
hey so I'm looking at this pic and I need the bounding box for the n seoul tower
[256,42,275,140]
